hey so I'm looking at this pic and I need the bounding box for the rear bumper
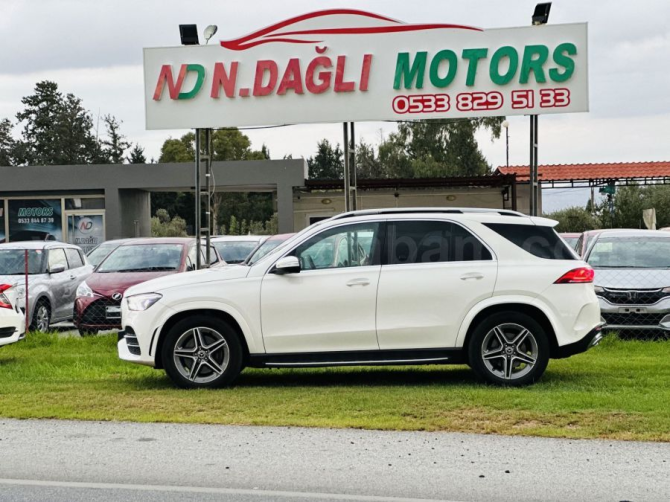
[554,324,605,359]
[0,312,26,347]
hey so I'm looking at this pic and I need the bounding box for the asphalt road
[0,419,668,501]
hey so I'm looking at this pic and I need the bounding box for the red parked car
[74,238,219,336]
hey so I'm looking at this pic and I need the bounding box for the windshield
[87,243,119,267]
[0,249,46,275]
[588,237,670,269]
[97,244,184,273]
[247,239,288,265]
[562,236,579,249]
[213,241,259,264]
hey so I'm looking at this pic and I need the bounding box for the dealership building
[4,160,670,250]
[1,160,527,250]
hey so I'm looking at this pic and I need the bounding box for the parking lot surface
[0,419,668,501]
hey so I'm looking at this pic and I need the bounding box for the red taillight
[0,284,12,309]
[554,267,595,284]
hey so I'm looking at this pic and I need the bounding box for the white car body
[119,209,602,387]
[0,285,26,347]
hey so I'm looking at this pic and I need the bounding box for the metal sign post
[350,122,357,211]
[194,128,213,270]
[343,123,351,211]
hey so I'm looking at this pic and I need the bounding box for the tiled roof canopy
[496,161,670,182]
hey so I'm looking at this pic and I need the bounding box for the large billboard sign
[144,9,588,130]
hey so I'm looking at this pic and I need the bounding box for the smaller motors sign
[144,10,588,129]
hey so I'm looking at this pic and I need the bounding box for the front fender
[152,299,263,357]
[455,295,561,348]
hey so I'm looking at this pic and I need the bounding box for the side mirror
[272,256,300,275]
[49,264,66,274]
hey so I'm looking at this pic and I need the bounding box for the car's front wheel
[468,312,549,386]
[162,315,244,389]
[30,300,51,332]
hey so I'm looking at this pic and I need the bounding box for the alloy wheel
[481,323,538,380]
[34,305,50,332]
[172,327,230,384]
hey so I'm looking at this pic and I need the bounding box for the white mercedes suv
[118,209,603,388]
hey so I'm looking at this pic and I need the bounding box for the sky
[1,0,669,210]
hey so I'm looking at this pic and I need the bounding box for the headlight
[594,286,604,294]
[663,287,670,294]
[126,293,162,311]
[76,281,95,298]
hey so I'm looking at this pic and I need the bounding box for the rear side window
[65,248,84,268]
[484,223,575,260]
[387,221,492,264]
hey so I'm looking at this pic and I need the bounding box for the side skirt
[248,348,465,369]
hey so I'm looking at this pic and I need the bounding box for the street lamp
[529,2,551,217]
[204,25,218,45]
[502,120,510,167]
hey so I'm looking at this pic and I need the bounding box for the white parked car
[118,208,603,388]
[0,284,26,347]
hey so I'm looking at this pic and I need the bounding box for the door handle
[460,273,484,281]
[346,278,370,287]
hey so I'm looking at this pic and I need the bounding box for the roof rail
[330,208,525,221]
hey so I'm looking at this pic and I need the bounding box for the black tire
[162,315,244,389]
[78,328,99,337]
[30,300,51,332]
[468,311,549,387]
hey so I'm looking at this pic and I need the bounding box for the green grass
[0,332,669,441]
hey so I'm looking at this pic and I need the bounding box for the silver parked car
[586,230,670,335]
[0,242,93,331]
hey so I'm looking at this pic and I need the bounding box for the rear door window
[386,220,492,264]
[65,248,84,269]
[484,223,576,260]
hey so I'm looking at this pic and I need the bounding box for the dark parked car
[74,238,220,336]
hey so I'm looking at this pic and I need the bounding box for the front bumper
[74,296,122,330]
[598,297,670,331]
[554,324,605,359]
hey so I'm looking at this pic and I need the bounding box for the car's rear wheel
[162,315,243,389]
[468,312,549,386]
[30,300,51,332]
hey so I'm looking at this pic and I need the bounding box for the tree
[544,206,600,232]
[14,80,104,165]
[155,129,272,232]
[100,114,131,164]
[377,118,503,178]
[151,209,188,237]
[355,140,385,179]
[307,139,343,180]
[128,144,147,164]
[0,118,16,166]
